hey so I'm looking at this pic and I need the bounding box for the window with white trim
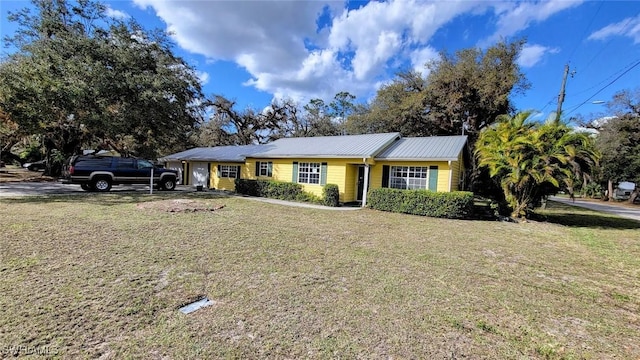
[257,161,273,177]
[389,166,428,190]
[219,165,237,178]
[298,162,321,184]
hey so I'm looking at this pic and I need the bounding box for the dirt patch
[0,167,56,183]
[136,199,224,213]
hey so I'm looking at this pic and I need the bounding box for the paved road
[550,196,640,222]
[0,182,361,210]
[0,181,189,197]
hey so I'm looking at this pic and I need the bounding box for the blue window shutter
[255,162,260,176]
[267,162,273,177]
[236,165,241,179]
[382,165,390,188]
[292,162,298,183]
[320,162,328,185]
[429,166,438,191]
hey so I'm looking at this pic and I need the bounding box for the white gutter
[448,160,453,192]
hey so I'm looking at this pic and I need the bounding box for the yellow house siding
[450,160,459,191]
[247,157,365,202]
[370,161,457,192]
[449,153,465,191]
[209,162,242,190]
[344,164,358,202]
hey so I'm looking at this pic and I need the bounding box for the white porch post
[362,162,370,207]
[448,160,453,191]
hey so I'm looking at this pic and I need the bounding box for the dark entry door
[357,166,365,201]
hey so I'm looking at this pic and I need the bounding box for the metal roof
[250,132,401,158]
[159,144,266,162]
[159,133,466,162]
[375,135,467,161]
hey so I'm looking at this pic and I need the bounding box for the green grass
[1,194,639,358]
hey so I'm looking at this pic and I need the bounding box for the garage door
[191,162,209,187]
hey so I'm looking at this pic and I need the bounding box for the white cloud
[131,0,586,105]
[328,0,481,80]
[588,15,640,44]
[196,71,210,86]
[132,0,482,102]
[410,46,439,75]
[481,0,583,46]
[517,44,560,68]
[105,6,129,20]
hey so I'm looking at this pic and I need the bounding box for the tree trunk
[605,179,614,201]
[629,189,639,204]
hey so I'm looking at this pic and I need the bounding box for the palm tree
[475,112,599,219]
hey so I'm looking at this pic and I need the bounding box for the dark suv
[61,155,178,192]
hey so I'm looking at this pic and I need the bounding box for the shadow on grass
[0,191,232,206]
[535,202,640,229]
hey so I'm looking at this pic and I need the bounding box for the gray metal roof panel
[251,132,401,158]
[375,136,467,161]
[159,144,266,162]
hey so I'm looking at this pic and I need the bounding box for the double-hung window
[389,166,428,190]
[219,165,237,178]
[257,161,273,177]
[298,162,321,184]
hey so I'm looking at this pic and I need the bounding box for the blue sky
[2,0,640,122]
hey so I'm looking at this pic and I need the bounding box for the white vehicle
[613,181,636,200]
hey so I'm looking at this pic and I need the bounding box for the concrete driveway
[0,181,189,197]
[550,196,640,222]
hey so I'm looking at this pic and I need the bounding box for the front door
[357,166,365,201]
[191,162,209,187]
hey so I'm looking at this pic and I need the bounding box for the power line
[565,59,640,116]
[578,16,634,75]
[539,95,557,113]
[567,57,640,99]
[566,1,603,63]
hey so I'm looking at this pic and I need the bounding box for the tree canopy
[194,93,353,147]
[346,39,529,138]
[594,88,640,202]
[0,0,204,171]
[475,112,599,219]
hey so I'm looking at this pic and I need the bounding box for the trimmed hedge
[367,188,474,219]
[235,178,323,204]
[323,184,340,207]
[235,179,302,200]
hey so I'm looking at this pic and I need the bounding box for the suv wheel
[92,177,112,192]
[160,177,176,191]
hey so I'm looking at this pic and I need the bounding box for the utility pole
[556,64,570,122]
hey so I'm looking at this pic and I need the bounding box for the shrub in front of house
[235,179,322,204]
[261,181,304,200]
[322,184,340,207]
[367,188,474,219]
[235,178,261,196]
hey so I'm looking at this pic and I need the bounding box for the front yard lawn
[1,194,639,358]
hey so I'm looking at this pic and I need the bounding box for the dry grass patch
[1,195,639,358]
